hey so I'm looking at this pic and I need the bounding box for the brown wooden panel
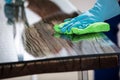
[0,55,118,79]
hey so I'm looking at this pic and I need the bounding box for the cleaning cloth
[54,21,110,35]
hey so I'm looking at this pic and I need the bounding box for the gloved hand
[61,0,120,33]
[5,0,13,4]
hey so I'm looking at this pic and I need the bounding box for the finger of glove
[69,19,92,28]
[67,21,82,32]
[61,22,74,32]
[68,20,94,32]
[77,19,97,28]
[61,19,88,32]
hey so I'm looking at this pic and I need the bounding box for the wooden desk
[0,0,120,79]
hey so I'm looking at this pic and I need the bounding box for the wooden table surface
[0,0,120,79]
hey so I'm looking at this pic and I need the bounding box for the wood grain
[23,21,119,58]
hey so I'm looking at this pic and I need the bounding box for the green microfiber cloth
[54,22,110,35]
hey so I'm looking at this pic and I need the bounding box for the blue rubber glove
[5,0,13,4]
[61,0,120,32]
